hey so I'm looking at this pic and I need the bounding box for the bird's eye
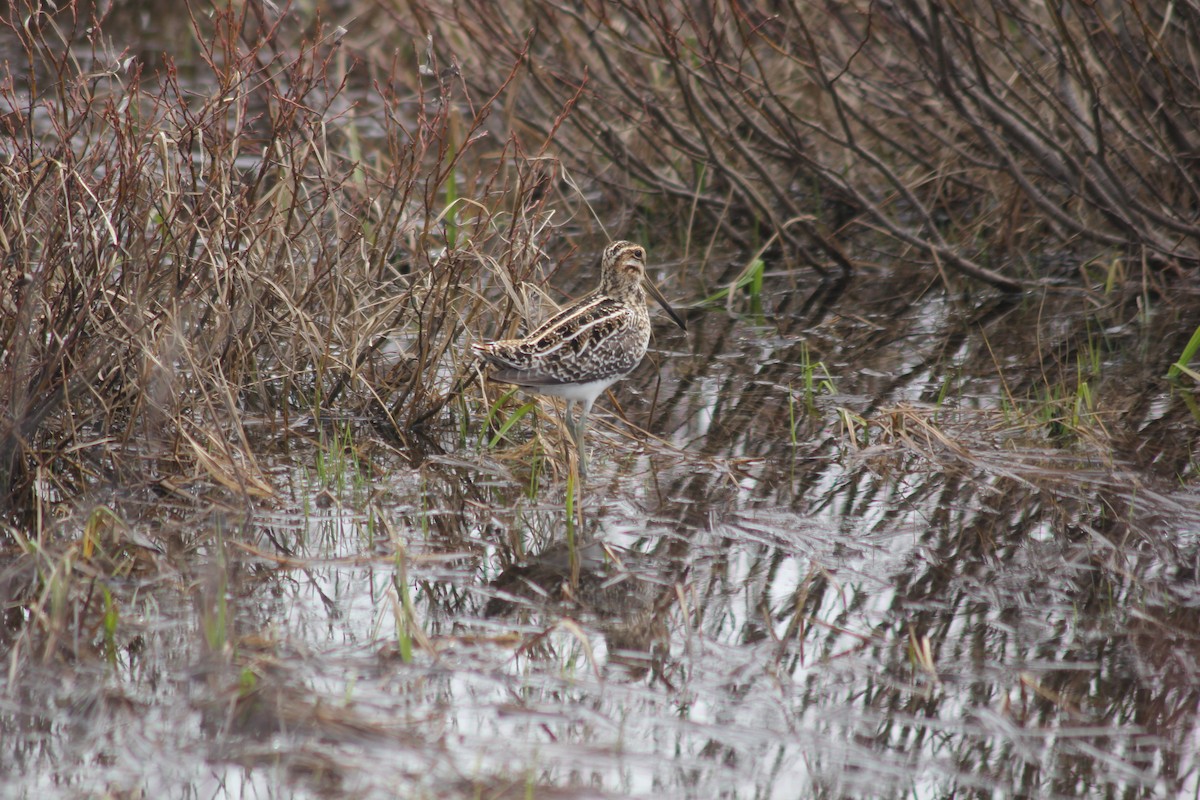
[632,247,645,260]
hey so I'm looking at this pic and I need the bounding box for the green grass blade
[489,402,537,449]
[1167,325,1200,382]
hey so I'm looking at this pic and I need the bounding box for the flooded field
[7,271,1199,798]
[3,1,1200,798]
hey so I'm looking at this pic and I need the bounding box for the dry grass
[408,0,1200,290]
[2,5,1200,796]
[0,0,544,524]
[1,0,1198,543]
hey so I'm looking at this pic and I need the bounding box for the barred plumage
[472,241,686,477]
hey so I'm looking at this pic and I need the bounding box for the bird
[472,241,687,478]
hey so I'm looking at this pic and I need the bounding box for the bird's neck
[600,279,641,303]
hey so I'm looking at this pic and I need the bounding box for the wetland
[3,1,1200,798]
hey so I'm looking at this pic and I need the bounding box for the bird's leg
[561,400,583,479]
[573,398,593,480]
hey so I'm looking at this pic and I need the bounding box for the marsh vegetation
[2,0,1199,797]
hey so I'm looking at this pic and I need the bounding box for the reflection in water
[4,266,1200,798]
[4,0,1197,795]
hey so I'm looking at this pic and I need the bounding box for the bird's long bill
[643,277,688,332]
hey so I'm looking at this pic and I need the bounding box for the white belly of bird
[532,376,623,404]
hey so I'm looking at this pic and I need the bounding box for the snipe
[472,241,687,477]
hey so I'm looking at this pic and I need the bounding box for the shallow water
[5,266,1200,799]
[4,0,1200,795]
